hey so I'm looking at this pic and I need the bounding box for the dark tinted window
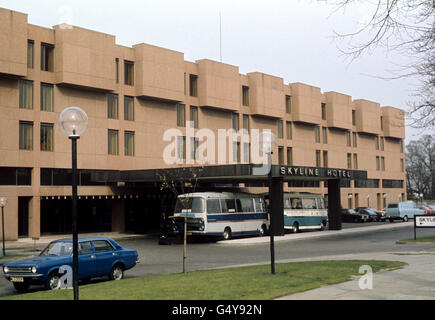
[388,204,398,208]
[93,240,114,253]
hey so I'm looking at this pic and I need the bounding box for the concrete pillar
[327,179,342,230]
[29,196,40,239]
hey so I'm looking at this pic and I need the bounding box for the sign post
[414,214,435,240]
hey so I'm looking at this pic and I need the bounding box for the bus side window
[226,199,237,213]
[235,199,242,213]
[207,199,221,214]
[240,198,255,212]
[254,198,264,212]
[220,199,228,213]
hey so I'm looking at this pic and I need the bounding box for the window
[286,95,292,113]
[347,153,352,169]
[345,131,351,147]
[322,127,327,144]
[323,150,328,168]
[190,106,198,128]
[380,116,383,130]
[40,83,54,112]
[189,74,198,97]
[233,141,241,163]
[19,121,33,150]
[400,159,404,172]
[375,136,379,150]
[124,60,134,85]
[243,142,250,163]
[124,131,135,156]
[0,167,32,186]
[242,86,249,106]
[207,199,221,214]
[19,80,33,109]
[315,126,320,143]
[381,156,385,171]
[278,146,284,164]
[27,40,34,68]
[399,139,404,153]
[243,115,250,131]
[321,103,326,120]
[41,43,54,72]
[93,240,114,253]
[352,132,357,148]
[353,154,358,169]
[376,156,380,170]
[190,137,199,160]
[79,241,93,255]
[124,96,134,121]
[352,110,356,126]
[107,94,119,119]
[177,103,186,127]
[115,58,119,84]
[287,147,293,166]
[380,137,384,151]
[232,113,239,131]
[108,130,119,155]
[316,150,321,167]
[40,123,54,152]
[277,120,283,139]
[177,136,186,160]
[286,121,292,139]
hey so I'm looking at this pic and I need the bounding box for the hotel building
[0,8,406,240]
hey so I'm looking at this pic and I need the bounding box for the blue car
[2,237,139,292]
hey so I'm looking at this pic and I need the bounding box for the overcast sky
[1,0,431,143]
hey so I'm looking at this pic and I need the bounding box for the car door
[78,241,96,279]
[92,240,117,277]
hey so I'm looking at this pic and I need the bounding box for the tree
[322,0,435,129]
[406,134,435,199]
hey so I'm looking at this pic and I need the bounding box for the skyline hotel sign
[277,166,367,180]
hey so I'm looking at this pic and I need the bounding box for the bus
[283,192,328,233]
[172,192,269,240]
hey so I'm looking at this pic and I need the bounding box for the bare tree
[406,134,435,199]
[322,0,435,129]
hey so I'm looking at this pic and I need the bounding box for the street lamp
[59,106,88,300]
[257,131,277,274]
[0,196,7,257]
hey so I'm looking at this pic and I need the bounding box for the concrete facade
[0,8,406,240]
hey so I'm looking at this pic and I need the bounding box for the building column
[327,179,342,230]
[111,199,125,232]
[28,196,40,239]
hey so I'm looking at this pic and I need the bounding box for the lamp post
[257,131,277,274]
[59,107,88,301]
[0,196,7,257]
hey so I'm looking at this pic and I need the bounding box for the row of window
[27,40,54,72]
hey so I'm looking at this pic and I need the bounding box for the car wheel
[45,272,61,290]
[291,222,299,233]
[223,227,232,240]
[109,264,124,281]
[13,282,30,292]
[403,215,408,222]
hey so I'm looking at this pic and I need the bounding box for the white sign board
[415,215,435,227]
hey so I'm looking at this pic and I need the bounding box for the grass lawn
[1,260,406,300]
[400,235,435,242]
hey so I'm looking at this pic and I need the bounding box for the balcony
[53,25,116,92]
[0,9,27,77]
[247,72,284,119]
[197,59,240,111]
[134,43,185,102]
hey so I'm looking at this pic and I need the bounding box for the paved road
[1,223,434,298]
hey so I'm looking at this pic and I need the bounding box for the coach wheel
[403,215,408,222]
[292,222,299,233]
[223,227,232,240]
[259,224,267,236]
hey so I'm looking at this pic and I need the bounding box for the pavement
[1,222,435,300]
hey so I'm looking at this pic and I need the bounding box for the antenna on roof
[219,12,222,62]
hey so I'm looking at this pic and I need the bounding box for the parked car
[355,207,386,221]
[341,209,369,223]
[418,204,435,214]
[2,237,139,292]
[385,201,426,222]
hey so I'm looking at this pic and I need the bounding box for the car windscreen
[40,241,73,256]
